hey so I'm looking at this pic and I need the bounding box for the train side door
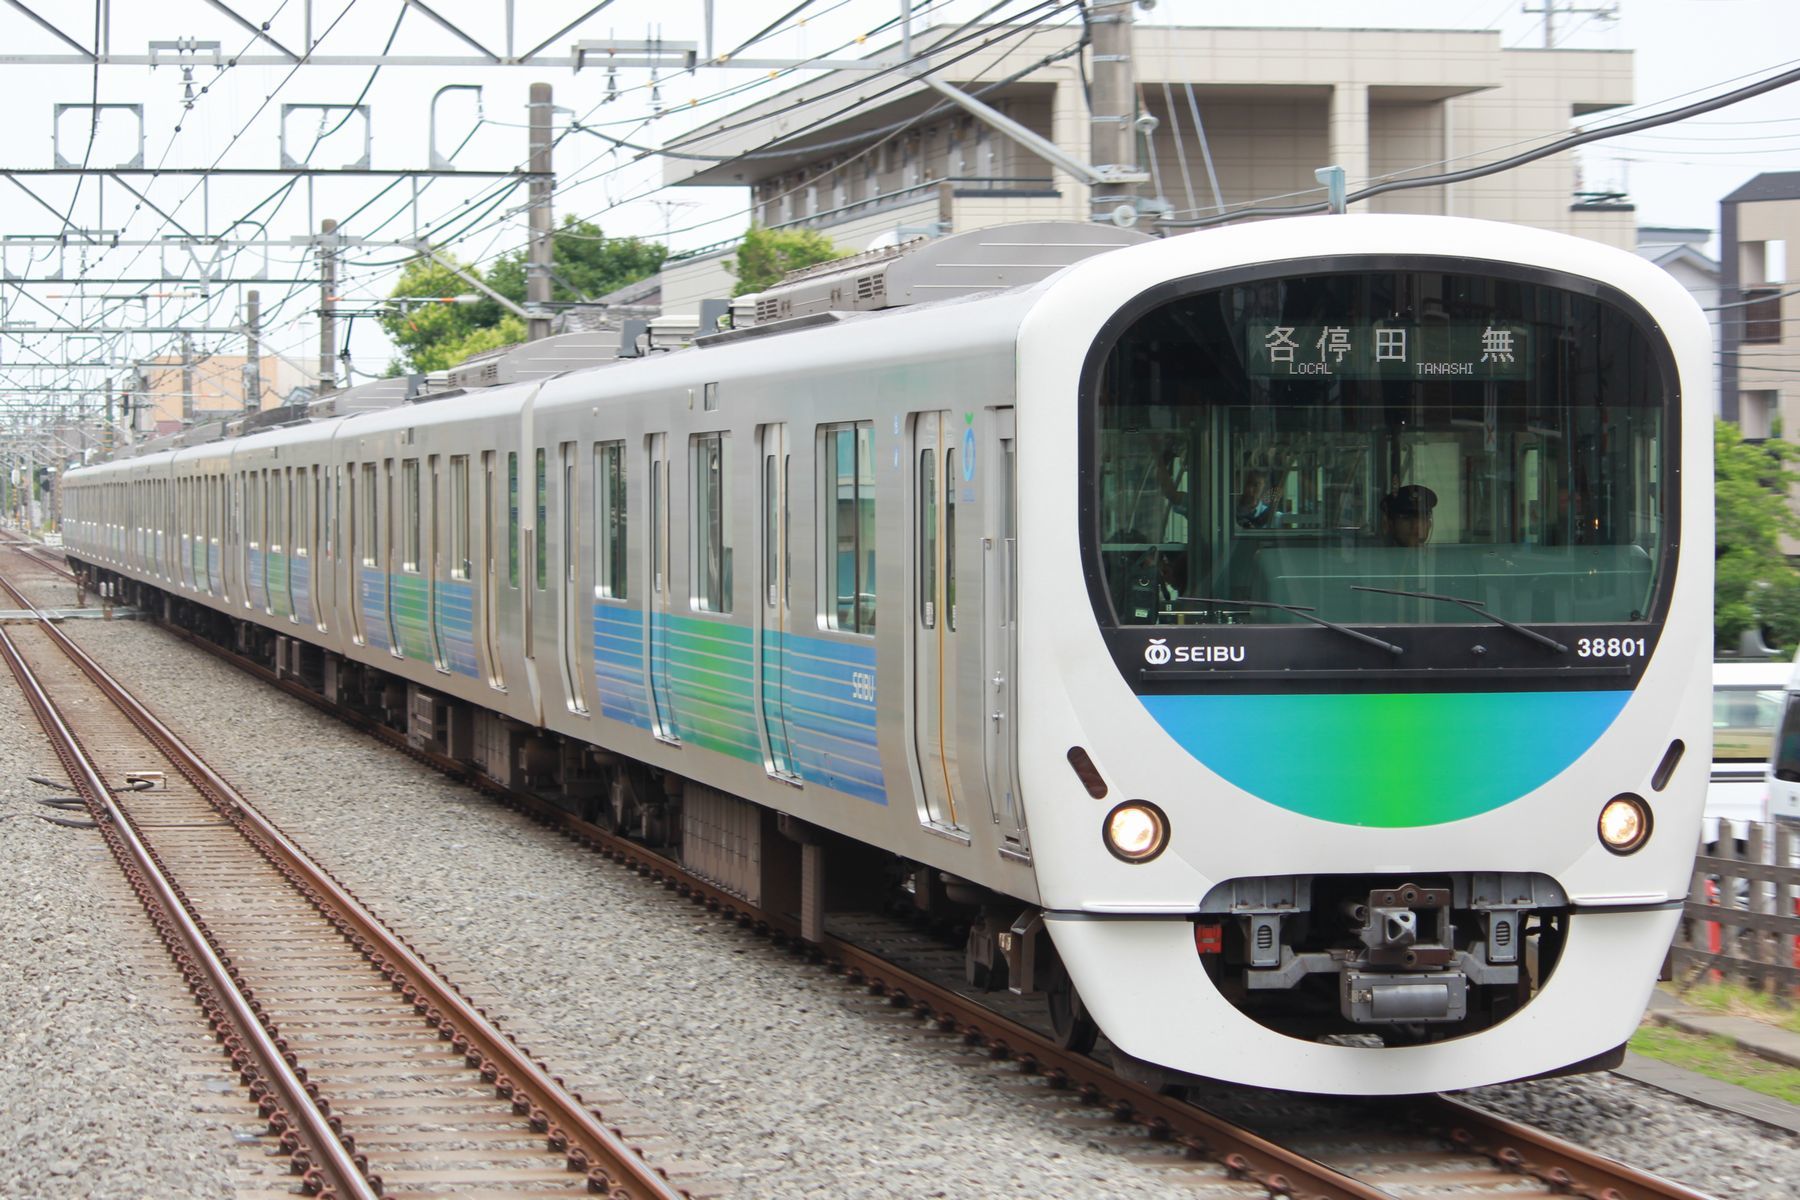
[912,410,966,833]
[756,423,795,777]
[382,458,399,654]
[982,410,1029,858]
[481,450,504,688]
[559,440,588,713]
[429,455,447,671]
[646,432,679,741]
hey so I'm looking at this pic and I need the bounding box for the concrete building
[657,19,1636,313]
[135,352,298,438]
[1637,225,1721,412]
[1720,172,1799,443]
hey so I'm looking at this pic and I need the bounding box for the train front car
[1017,215,1710,1095]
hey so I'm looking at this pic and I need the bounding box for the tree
[381,219,666,373]
[1714,420,1800,653]
[378,254,506,374]
[487,217,667,305]
[726,225,843,297]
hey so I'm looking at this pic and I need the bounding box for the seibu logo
[1143,638,1245,666]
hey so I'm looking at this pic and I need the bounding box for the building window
[1742,390,1777,441]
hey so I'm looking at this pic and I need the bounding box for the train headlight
[1598,794,1652,854]
[1103,800,1169,863]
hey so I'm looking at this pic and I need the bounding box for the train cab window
[1087,267,1672,656]
[402,458,421,572]
[449,455,470,579]
[507,451,520,589]
[594,442,626,599]
[690,432,732,612]
[822,423,875,633]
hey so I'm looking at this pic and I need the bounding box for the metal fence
[1672,821,1800,994]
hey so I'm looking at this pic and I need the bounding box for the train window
[594,441,626,599]
[919,447,937,630]
[361,463,378,567]
[944,447,957,632]
[507,451,519,589]
[450,456,470,579]
[402,458,421,572]
[821,423,875,633]
[690,432,732,613]
[1088,267,1671,637]
[535,448,548,591]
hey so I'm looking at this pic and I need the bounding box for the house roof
[1724,171,1800,204]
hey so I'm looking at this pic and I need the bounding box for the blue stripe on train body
[591,605,884,805]
[436,579,481,679]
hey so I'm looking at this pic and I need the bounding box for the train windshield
[1088,267,1670,635]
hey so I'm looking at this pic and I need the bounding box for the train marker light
[1103,800,1169,863]
[1194,923,1224,955]
[1598,794,1651,854]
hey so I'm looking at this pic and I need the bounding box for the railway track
[7,542,1724,1199]
[0,562,694,1200]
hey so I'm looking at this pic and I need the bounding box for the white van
[1765,650,1800,827]
[1709,659,1789,845]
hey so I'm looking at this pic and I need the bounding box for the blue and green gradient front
[1141,689,1629,826]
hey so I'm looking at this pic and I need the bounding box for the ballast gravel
[0,621,238,1200]
[3,566,1797,1198]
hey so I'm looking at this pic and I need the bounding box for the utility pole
[527,82,554,342]
[102,378,114,460]
[1087,1,1141,225]
[318,218,338,392]
[1522,0,1619,48]
[244,289,262,411]
[181,333,195,425]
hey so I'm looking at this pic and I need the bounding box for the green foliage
[487,217,667,304]
[727,225,843,297]
[382,219,666,373]
[1715,420,1800,654]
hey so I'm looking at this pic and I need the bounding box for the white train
[63,215,1712,1095]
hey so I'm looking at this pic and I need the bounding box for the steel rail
[0,567,688,1200]
[1419,1095,1715,1200]
[129,576,1721,1200]
[0,608,376,1200]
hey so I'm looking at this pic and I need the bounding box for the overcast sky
[1,0,1795,395]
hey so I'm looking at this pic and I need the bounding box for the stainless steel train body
[62,215,1712,1094]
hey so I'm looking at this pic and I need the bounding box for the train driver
[1380,484,1438,547]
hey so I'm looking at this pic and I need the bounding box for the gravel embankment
[9,559,1800,1198]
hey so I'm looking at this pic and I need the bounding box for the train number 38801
[1575,636,1648,659]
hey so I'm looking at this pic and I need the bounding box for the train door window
[820,422,875,633]
[449,455,470,579]
[944,446,957,631]
[594,441,626,599]
[919,449,937,629]
[361,464,378,566]
[690,432,732,613]
[535,447,548,591]
[273,469,286,553]
[507,451,520,588]
[650,450,664,596]
[402,458,421,572]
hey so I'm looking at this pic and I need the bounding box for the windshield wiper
[1350,585,1569,654]
[1179,596,1404,656]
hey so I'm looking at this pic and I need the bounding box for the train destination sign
[1246,323,1532,381]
